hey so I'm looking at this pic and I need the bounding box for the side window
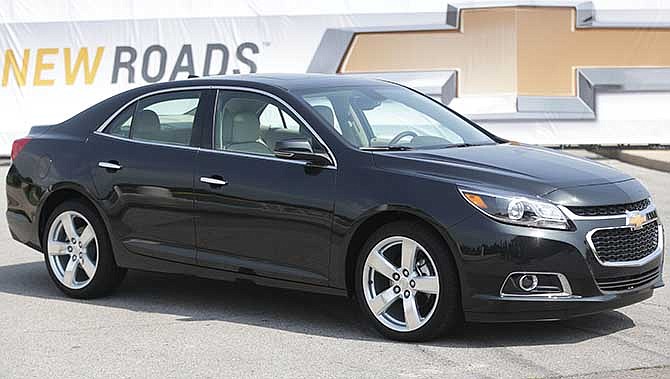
[283,110,300,131]
[258,104,300,133]
[302,96,342,133]
[304,94,368,147]
[132,91,201,146]
[104,91,201,146]
[214,91,324,156]
[106,105,134,138]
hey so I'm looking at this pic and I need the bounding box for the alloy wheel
[46,210,99,289]
[362,236,440,332]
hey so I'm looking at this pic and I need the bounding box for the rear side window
[106,105,134,138]
[103,91,201,146]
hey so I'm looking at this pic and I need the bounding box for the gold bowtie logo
[626,212,647,230]
[335,6,670,97]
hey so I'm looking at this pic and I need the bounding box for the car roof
[180,73,390,92]
[62,73,396,136]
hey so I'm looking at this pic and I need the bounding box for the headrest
[231,112,260,143]
[313,105,334,127]
[133,110,160,138]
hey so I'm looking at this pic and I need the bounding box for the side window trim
[93,130,202,152]
[100,101,136,138]
[94,86,337,168]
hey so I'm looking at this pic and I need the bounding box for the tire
[355,220,462,341]
[42,199,126,299]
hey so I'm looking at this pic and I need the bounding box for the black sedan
[6,74,664,341]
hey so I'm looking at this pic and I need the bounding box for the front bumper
[448,207,664,323]
[466,286,656,322]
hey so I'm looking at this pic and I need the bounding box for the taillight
[11,137,31,161]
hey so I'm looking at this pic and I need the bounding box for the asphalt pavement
[0,154,668,379]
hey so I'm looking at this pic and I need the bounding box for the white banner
[1,0,670,154]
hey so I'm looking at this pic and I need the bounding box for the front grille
[589,221,659,263]
[568,198,650,217]
[596,267,660,292]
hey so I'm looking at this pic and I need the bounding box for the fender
[346,204,468,263]
[333,203,472,294]
[35,182,114,250]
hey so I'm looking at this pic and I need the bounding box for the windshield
[299,85,496,150]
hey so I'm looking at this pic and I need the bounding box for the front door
[194,89,336,285]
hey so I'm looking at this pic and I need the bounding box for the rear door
[193,89,337,285]
[89,89,214,264]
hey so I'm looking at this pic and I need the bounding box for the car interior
[303,89,471,149]
[106,94,200,147]
[131,108,196,146]
[215,96,319,155]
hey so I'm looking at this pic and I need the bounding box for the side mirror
[274,138,333,167]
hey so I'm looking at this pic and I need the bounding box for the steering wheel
[388,131,418,146]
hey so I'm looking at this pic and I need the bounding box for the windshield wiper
[430,142,497,149]
[360,142,495,151]
[360,146,414,151]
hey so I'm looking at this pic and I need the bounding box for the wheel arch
[343,206,462,298]
[37,183,109,248]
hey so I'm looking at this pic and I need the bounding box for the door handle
[200,176,228,187]
[98,161,123,171]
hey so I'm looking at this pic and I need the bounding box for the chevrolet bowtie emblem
[308,2,670,119]
[626,212,647,230]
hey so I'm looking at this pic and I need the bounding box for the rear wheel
[43,200,126,299]
[355,221,461,341]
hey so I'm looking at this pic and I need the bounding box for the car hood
[373,143,634,200]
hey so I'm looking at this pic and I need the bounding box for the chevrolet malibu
[6,74,664,341]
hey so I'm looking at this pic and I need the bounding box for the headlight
[459,188,570,230]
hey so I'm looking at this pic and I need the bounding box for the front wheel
[355,221,462,341]
[43,200,126,299]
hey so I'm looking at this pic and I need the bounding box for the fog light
[500,272,573,297]
[518,274,538,292]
